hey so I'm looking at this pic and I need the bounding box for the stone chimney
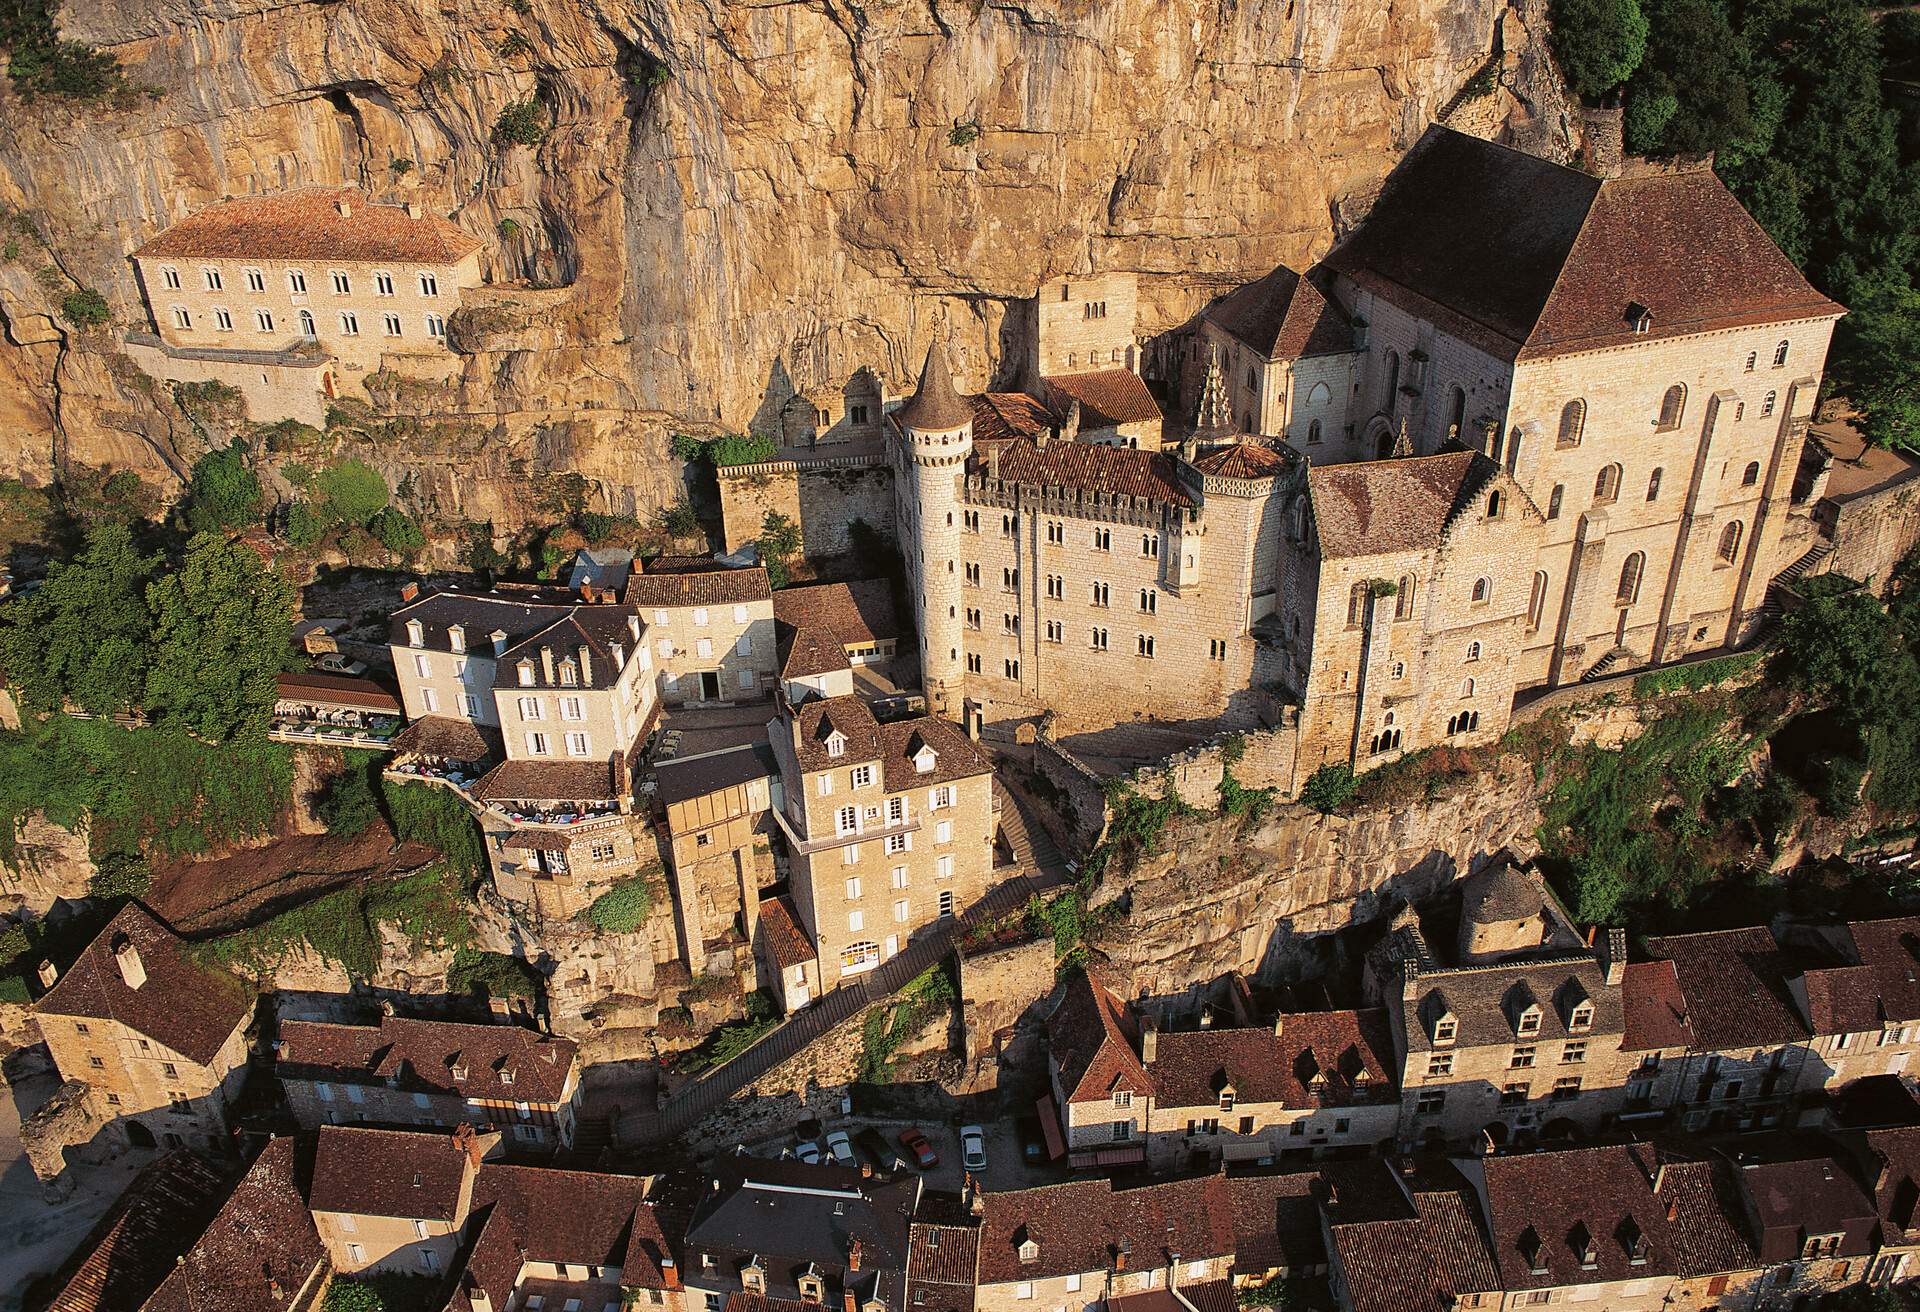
[849,1238,862,1271]
[335,198,353,219]
[1113,1238,1130,1272]
[1140,1013,1157,1063]
[469,1286,493,1312]
[36,959,57,989]
[1272,1012,1285,1038]
[400,582,420,603]
[578,644,593,685]
[1060,399,1082,445]
[491,630,508,657]
[661,1257,680,1290]
[628,614,642,640]
[540,646,556,685]
[452,1121,485,1167]
[406,202,424,220]
[986,444,1001,481]
[113,937,146,990]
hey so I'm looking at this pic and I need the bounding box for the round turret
[899,337,973,719]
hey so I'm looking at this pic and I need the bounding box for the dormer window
[518,660,535,687]
[914,747,937,773]
[1516,1005,1542,1038]
[492,631,508,657]
[1218,1088,1236,1112]
[1521,1227,1547,1275]
[1571,1223,1596,1270]
[1433,1015,1457,1046]
[448,625,465,654]
[1622,1218,1648,1266]
[407,619,425,647]
[451,1063,468,1081]
[1627,302,1653,334]
[1568,1002,1593,1033]
[797,1272,825,1303]
[1018,1231,1039,1264]
[500,1068,515,1086]
[560,663,578,687]
[741,1259,766,1293]
[826,730,847,758]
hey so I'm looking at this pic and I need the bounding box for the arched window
[1466,641,1482,663]
[1395,576,1416,621]
[1347,582,1368,628]
[1657,384,1686,432]
[1385,351,1401,410]
[1735,402,1746,421]
[1718,520,1744,564]
[1450,387,1467,439]
[1528,571,1548,631]
[1761,390,1777,417]
[1557,399,1585,449]
[1383,710,1396,727]
[1461,676,1476,699]
[1471,576,1492,605]
[1308,381,1331,405]
[1505,429,1522,476]
[1594,464,1622,503]
[1744,351,1757,373]
[1741,461,1761,487]
[1617,552,1645,605]
[1307,418,1322,445]
[1646,468,1663,501]
[1547,484,1564,521]
[1773,340,1790,367]
[298,309,316,337]
[1488,490,1504,519]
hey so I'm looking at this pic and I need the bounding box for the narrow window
[288,269,307,294]
[1761,390,1777,417]
[1646,468,1662,501]
[1741,460,1760,487]
[1527,571,1548,631]
[1773,339,1789,367]
[1547,484,1563,520]
[1557,399,1585,449]
[1594,463,1621,503]
[1657,384,1686,431]
[1718,520,1743,564]
[1471,577,1491,605]
[1617,552,1644,605]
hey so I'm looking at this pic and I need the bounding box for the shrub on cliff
[368,506,426,555]
[1297,764,1357,815]
[581,876,652,933]
[58,288,108,328]
[493,99,547,147]
[182,446,263,534]
[380,779,484,881]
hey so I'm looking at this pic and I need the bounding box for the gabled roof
[906,1205,981,1312]
[40,1151,230,1312]
[1862,1126,1920,1245]
[779,621,853,681]
[975,438,1195,508]
[971,392,1057,443]
[493,606,642,691]
[1307,451,1505,560]
[1737,1151,1879,1264]
[1644,927,1811,1050]
[132,187,483,264]
[627,559,773,609]
[758,894,817,971]
[773,579,902,652]
[388,584,596,654]
[976,1175,1234,1284]
[139,1139,326,1312]
[308,1125,471,1221]
[1400,956,1620,1055]
[277,1014,578,1103]
[1046,971,1150,1104]
[685,1160,920,1299]
[36,901,254,1067]
[1145,1009,1396,1110]
[1046,369,1164,429]
[1207,265,1355,360]
[1620,960,1696,1052]
[470,1161,664,1276]
[471,757,624,804]
[1223,1169,1328,1275]
[1320,126,1841,363]
[1840,916,1920,1025]
[1325,1158,1501,1312]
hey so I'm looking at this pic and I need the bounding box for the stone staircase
[1580,646,1635,682]
[994,780,1072,892]
[1759,542,1835,625]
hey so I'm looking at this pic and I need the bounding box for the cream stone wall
[486,812,651,920]
[392,638,510,728]
[1396,1023,1635,1149]
[975,1257,1233,1312]
[1335,284,1518,461]
[314,1207,465,1276]
[640,600,775,707]
[38,1009,250,1153]
[281,1072,578,1146]
[1035,273,1140,378]
[1143,1095,1397,1169]
[493,644,656,764]
[898,417,972,719]
[121,335,332,427]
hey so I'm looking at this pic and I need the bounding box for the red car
[898,1127,939,1169]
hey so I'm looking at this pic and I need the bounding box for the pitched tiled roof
[139,1139,327,1312]
[132,187,483,264]
[1799,963,1883,1037]
[1401,957,1620,1055]
[471,1162,656,1271]
[972,392,1057,443]
[1191,443,1287,481]
[37,901,253,1067]
[1320,127,1841,363]
[876,716,992,792]
[1307,451,1502,560]
[627,560,772,608]
[1146,1009,1396,1110]
[274,671,403,713]
[976,1175,1234,1284]
[1644,927,1811,1050]
[472,758,623,804]
[655,742,777,808]
[1224,1170,1327,1275]
[1863,1126,1920,1245]
[779,621,852,680]
[278,1014,578,1103]
[1739,1153,1879,1264]
[41,1151,229,1312]
[390,715,500,762]
[758,894,816,971]
[1046,970,1150,1104]
[493,607,644,692]
[977,438,1195,507]
[906,1214,981,1312]
[1207,265,1355,360]
[1046,369,1164,429]
[898,338,975,432]
[1326,1159,1500,1312]
[309,1125,472,1221]
[773,579,902,651]
[1842,916,1920,1024]
[1620,960,1695,1052]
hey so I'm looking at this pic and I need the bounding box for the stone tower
[898,336,974,719]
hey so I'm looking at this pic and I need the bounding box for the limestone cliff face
[0,0,1571,522]
[1090,755,1545,999]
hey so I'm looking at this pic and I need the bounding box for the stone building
[1042,971,1153,1169]
[1177,265,1360,450]
[276,1013,581,1148]
[127,187,484,425]
[1729,1146,1880,1308]
[655,743,779,977]
[768,692,996,987]
[32,900,255,1157]
[1366,860,1637,1151]
[1790,916,1920,1087]
[629,559,778,706]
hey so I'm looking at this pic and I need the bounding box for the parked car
[960,1124,988,1171]
[856,1128,908,1174]
[898,1126,939,1169]
[826,1129,857,1167]
[315,653,367,676]
[794,1138,823,1165]
[1017,1115,1046,1162]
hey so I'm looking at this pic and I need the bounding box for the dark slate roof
[277,1014,578,1103]
[139,1139,327,1312]
[898,339,974,432]
[308,1125,471,1221]
[1644,927,1811,1050]
[1223,1169,1327,1275]
[1047,970,1151,1105]
[626,561,773,609]
[1620,960,1696,1053]
[685,1160,920,1301]
[655,742,778,808]
[1207,265,1355,360]
[975,438,1195,507]
[1307,451,1503,560]
[1320,126,1841,362]
[1841,916,1920,1025]
[1402,956,1620,1056]
[1458,861,1548,925]
[390,584,596,654]
[41,1151,230,1312]
[1146,1010,1396,1110]
[976,1175,1234,1284]
[1325,1158,1501,1312]
[493,607,644,692]
[36,901,253,1067]
[1046,369,1164,429]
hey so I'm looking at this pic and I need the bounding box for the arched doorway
[1481,1121,1510,1154]
[125,1121,156,1149]
[1542,1117,1580,1144]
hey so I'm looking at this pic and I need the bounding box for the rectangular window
[852,765,874,788]
[848,910,864,932]
[421,687,439,713]
[419,272,439,297]
[891,867,909,889]
[348,1243,365,1264]
[1427,1054,1453,1077]
[559,696,583,721]
[931,785,954,809]
[383,313,403,336]
[526,732,550,755]
[1065,1276,1082,1294]
[518,697,544,720]
[288,270,307,294]
[886,832,910,855]
[375,271,395,296]
[887,796,905,824]
[894,899,910,923]
[255,309,275,332]
[1511,1047,1535,1069]
[213,307,233,331]
[414,653,432,678]
[1552,1077,1582,1101]
[837,805,859,835]
[1561,1041,1587,1064]
[936,855,954,878]
[843,843,861,864]
[244,267,265,292]
[938,891,955,916]
[1417,1090,1445,1114]
[936,820,952,843]
[846,877,862,899]
[330,270,351,295]
[565,731,590,756]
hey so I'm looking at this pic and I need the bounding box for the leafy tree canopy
[143,533,296,741]
[1549,0,1648,98]
[0,521,159,715]
[182,446,263,535]
[314,459,390,529]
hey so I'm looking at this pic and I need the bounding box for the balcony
[770,806,921,856]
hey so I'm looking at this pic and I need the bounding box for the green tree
[1830,280,1920,449]
[283,499,323,547]
[314,459,390,528]
[143,533,296,740]
[1548,0,1649,99]
[656,501,699,539]
[182,446,263,534]
[0,522,158,715]
[318,760,381,837]
[757,510,801,588]
[1623,0,1749,154]
[58,288,109,328]
[368,506,426,554]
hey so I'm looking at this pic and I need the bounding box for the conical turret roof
[896,337,974,432]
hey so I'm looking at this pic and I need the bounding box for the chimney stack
[579,643,593,685]
[661,1258,681,1290]
[113,937,146,990]
[406,202,423,220]
[540,646,556,685]
[335,199,352,219]
[1140,1013,1158,1063]
[400,581,420,603]
[1113,1239,1130,1272]
[1272,1012,1285,1038]
[850,1238,862,1271]
[36,959,57,989]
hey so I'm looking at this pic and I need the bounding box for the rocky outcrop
[1089,754,1544,999]
[3,0,1573,524]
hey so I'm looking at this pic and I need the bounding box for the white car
[826,1130,857,1168]
[315,653,368,676]
[960,1124,987,1172]
[794,1139,823,1165]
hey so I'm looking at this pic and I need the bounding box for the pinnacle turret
[897,335,974,432]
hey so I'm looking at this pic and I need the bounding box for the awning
[1035,1095,1066,1161]
[501,831,575,853]
[1069,1144,1146,1169]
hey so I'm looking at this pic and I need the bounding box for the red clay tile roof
[1046,970,1150,1104]
[773,579,902,651]
[309,1125,471,1221]
[1190,443,1288,481]
[134,187,482,265]
[1147,1009,1395,1110]
[1208,265,1355,360]
[1046,370,1164,429]
[1307,451,1502,559]
[977,1175,1234,1284]
[472,758,623,804]
[785,695,991,789]
[472,1161,656,1271]
[972,392,1057,443]
[1800,963,1884,1037]
[1224,1170,1327,1275]
[977,438,1195,507]
[1644,926,1811,1050]
[1320,127,1841,363]
[42,1151,229,1312]
[1326,1159,1501,1312]
[390,715,499,761]
[140,1139,327,1312]
[1621,960,1696,1052]
[274,671,402,713]
[37,901,253,1068]
[898,339,975,432]
[627,561,772,608]
[907,1215,981,1312]
[1864,1126,1920,1244]
[1842,916,1920,1024]
[1740,1154,1879,1263]
[278,1014,578,1103]
[758,894,816,971]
